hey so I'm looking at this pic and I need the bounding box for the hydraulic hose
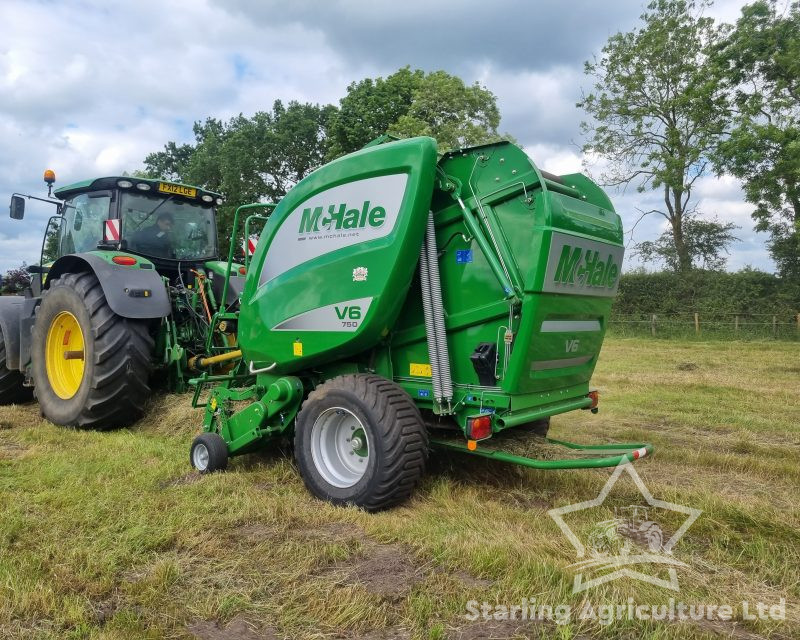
[425,212,453,407]
[418,239,443,402]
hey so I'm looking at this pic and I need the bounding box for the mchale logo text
[554,244,620,289]
[298,200,387,234]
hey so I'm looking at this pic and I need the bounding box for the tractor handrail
[243,214,271,272]
[220,202,277,317]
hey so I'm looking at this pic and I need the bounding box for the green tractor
[0,172,247,427]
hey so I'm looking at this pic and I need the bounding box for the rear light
[467,414,493,440]
[112,256,137,266]
[238,266,246,275]
[136,182,151,191]
[588,390,599,409]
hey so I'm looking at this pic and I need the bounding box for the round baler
[189,136,652,510]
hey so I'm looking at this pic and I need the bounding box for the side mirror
[9,195,25,220]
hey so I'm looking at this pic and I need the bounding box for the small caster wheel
[190,432,229,473]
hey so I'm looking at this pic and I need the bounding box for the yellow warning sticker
[293,341,303,357]
[410,363,432,377]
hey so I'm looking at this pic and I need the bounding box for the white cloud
[0,0,773,275]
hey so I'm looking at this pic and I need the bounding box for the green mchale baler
[190,136,652,510]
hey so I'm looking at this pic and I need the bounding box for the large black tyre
[31,272,153,429]
[294,374,428,511]
[0,329,31,404]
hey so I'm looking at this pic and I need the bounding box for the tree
[1,264,31,294]
[635,217,739,270]
[142,100,333,253]
[712,0,800,278]
[579,0,732,272]
[142,141,194,183]
[327,67,502,159]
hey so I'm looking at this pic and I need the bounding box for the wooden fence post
[773,315,778,337]
[694,312,700,335]
[651,314,656,336]
[734,315,739,335]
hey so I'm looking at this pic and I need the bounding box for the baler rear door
[239,136,438,372]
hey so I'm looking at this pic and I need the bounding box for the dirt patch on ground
[324,541,426,599]
[686,619,772,640]
[159,472,202,489]
[232,522,281,542]
[452,570,494,589]
[355,627,412,639]
[450,618,557,639]
[0,440,26,458]
[187,614,279,640]
[677,361,699,371]
[301,521,367,544]
[507,491,552,512]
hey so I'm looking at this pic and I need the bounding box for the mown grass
[0,338,798,639]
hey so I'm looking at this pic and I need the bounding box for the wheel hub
[310,407,370,488]
[45,311,86,399]
[192,443,210,471]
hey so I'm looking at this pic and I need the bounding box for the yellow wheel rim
[45,311,86,399]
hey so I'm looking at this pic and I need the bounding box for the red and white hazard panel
[104,219,121,242]
[243,235,258,256]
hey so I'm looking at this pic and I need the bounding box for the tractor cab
[51,177,223,269]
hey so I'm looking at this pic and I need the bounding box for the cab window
[59,193,111,256]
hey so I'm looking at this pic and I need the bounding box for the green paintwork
[53,176,221,201]
[196,136,648,467]
[84,249,157,270]
[204,260,243,278]
[389,140,623,430]
[430,438,652,469]
[238,137,438,371]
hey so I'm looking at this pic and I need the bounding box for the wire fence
[608,312,800,341]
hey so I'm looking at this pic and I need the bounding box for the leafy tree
[326,68,421,159]
[42,218,62,263]
[579,0,732,272]
[142,100,333,253]
[142,141,194,183]
[712,0,800,278]
[635,217,739,270]
[327,67,502,159]
[1,264,31,294]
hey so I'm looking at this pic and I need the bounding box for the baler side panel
[238,137,438,372]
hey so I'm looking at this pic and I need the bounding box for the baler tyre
[190,432,229,473]
[294,374,428,512]
[31,272,153,429]
[0,330,31,404]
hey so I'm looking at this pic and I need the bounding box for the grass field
[0,338,798,639]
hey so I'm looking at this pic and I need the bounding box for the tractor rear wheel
[31,272,153,428]
[0,329,31,404]
[294,374,428,511]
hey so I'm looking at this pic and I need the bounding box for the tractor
[0,173,248,427]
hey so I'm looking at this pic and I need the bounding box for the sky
[0,0,772,274]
